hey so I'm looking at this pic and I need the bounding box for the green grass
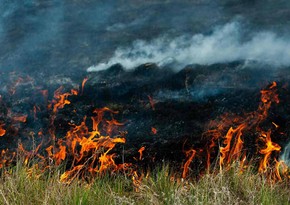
[0,162,289,205]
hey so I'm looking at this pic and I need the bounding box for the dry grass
[0,162,289,205]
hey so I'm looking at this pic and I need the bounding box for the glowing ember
[151,127,157,135]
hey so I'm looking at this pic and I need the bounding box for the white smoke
[87,21,290,72]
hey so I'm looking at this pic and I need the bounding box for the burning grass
[0,72,290,204]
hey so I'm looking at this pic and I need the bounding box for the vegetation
[0,162,289,205]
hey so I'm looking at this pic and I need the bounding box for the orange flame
[48,107,126,182]
[258,131,281,173]
[81,77,88,95]
[132,171,143,192]
[0,78,286,186]
[204,82,280,174]
[52,86,78,113]
[0,125,6,137]
[219,127,234,170]
[182,149,196,178]
[0,149,16,168]
[138,146,145,160]
[54,145,67,166]
[60,165,84,183]
[219,124,245,170]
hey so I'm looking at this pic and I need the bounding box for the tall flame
[182,149,196,178]
[204,82,281,177]
[258,131,281,173]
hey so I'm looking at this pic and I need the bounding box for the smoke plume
[87,21,290,72]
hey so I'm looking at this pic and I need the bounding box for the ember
[151,127,157,135]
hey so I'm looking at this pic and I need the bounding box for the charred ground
[0,61,290,172]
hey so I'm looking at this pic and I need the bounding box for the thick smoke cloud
[87,21,290,72]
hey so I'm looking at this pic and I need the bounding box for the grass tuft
[0,162,289,205]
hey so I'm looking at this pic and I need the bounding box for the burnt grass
[1,61,290,172]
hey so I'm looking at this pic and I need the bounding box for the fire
[151,127,157,135]
[52,86,78,113]
[204,82,284,177]
[71,89,78,96]
[0,149,15,168]
[0,124,6,137]
[219,124,245,170]
[48,107,127,182]
[0,77,288,187]
[60,165,84,183]
[258,131,281,173]
[46,143,66,166]
[219,127,234,170]
[81,77,88,95]
[182,149,196,178]
[132,171,143,192]
[138,146,145,160]
[0,80,128,184]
